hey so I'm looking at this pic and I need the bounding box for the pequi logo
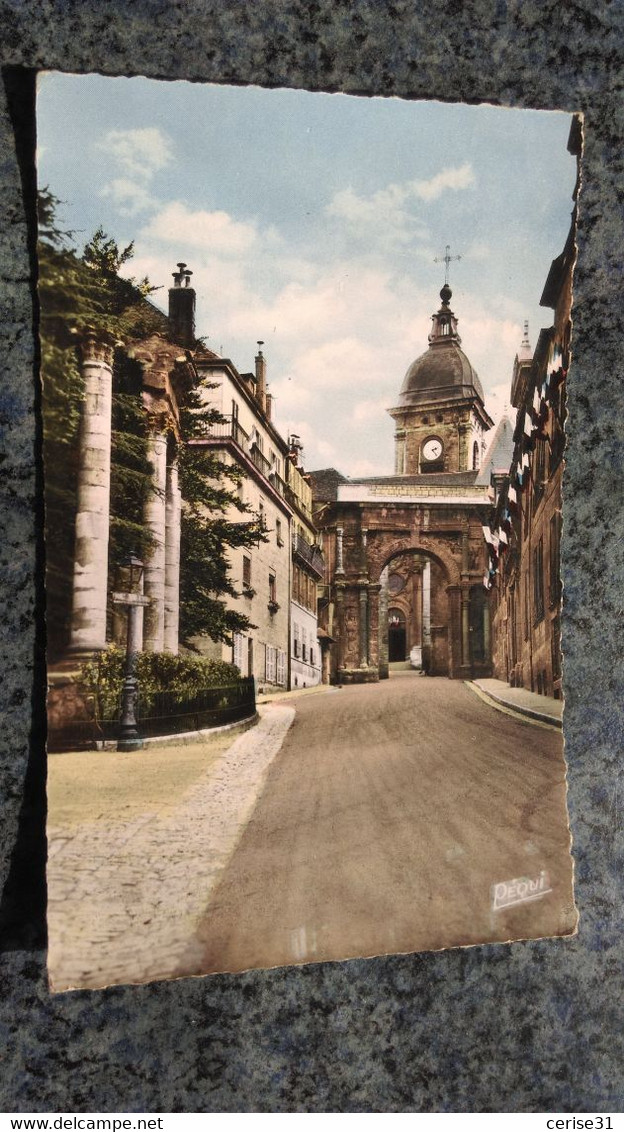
[492,870,552,911]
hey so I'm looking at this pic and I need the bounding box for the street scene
[47,673,573,991]
[38,78,579,989]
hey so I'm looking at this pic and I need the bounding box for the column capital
[145,410,172,436]
[75,327,118,367]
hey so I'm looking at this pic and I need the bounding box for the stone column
[164,455,182,653]
[143,423,168,653]
[335,527,345,574]
[460,526,471,672]
[422,558,432,650]
[68,329,116,655]
[461,587,471,669]
[359,585,369,668]
[378,567,389,680]
[367,583,381,671]
[335,582,346,675]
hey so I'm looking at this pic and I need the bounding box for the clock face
[422,437,443,462]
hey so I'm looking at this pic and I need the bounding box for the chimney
[168,262,196,348]
[255,341,267,413]
[289,433,303,465]
[265,390,273,420]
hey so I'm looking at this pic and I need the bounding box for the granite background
[1,0,623,1113]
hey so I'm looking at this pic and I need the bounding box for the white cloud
[412,163,475,201]
[325,164,474,247]
[100,177,155,215]
[141,202,258,255]
[98,127,173,181]
[353,397,391,424]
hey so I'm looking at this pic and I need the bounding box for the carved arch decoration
[367,535,461,588]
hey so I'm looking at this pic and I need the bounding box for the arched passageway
[379,549,451,676]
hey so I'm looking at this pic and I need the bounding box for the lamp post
[113,554,150,752]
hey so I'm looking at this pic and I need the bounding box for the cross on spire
[434,244,462,286]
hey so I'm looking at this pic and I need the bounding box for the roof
[395,286,486,409]
[397,341,486,407]
[349,471,481,487]
[308,468,350,501]
[477,415,515,484]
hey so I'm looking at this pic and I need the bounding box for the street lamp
[113,554,150,752]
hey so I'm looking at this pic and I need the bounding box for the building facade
[53,261,325,696]
[484,116,580,698]
[311,282,495,684]
[189,343,292,689]
[286,437,324,689]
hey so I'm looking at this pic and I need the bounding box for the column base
[337,666,380,685]
[117,737,144,752]
[64,642,108,660]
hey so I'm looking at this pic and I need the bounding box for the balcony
[292,531,325,578]
[194,416,286,500]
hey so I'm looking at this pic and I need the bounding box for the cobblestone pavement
[47,704,295,992]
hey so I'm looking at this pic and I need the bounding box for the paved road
[183,673,576,977]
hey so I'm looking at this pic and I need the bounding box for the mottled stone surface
[1,1,624,1113]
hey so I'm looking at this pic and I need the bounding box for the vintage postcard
[38,74,579,990]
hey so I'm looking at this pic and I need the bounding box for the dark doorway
[388,609,407,661]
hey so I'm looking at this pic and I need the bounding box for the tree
[177,385,264,647]
[38,189,263,657]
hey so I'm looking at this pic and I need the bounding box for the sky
[37,74,577,477]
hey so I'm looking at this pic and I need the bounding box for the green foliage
[81,645,242,721]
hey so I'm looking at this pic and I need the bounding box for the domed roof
[397,286,486,408]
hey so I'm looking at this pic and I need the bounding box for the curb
[465,682,562,729]
[92,711,260,751]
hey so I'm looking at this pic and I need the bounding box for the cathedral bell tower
[389,282,493,475]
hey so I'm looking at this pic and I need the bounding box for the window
[293,623,300,658]
[231,399,239,423]
[276,518,283,546]
[277,649,286,687]
[242,555,252,588]
[309,647,314,667]
[533,537,545,625]
[549,512,561,609]
[269,573,277,603]
[232,632,243,672]
[534,439,546,504]
[265,644,277,683]
[302,626,307,663]
[472,440,480,470]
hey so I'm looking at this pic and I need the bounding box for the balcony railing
[293,531,324,577]
[195,415,250,450]
[195,417,287,499]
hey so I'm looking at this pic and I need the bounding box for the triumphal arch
[311,281,498,682]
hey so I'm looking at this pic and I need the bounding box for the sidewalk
[469,678,563,728]
[256,682,339,706]
[47,702,295,992]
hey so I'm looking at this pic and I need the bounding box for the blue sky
[37,74,577,476]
